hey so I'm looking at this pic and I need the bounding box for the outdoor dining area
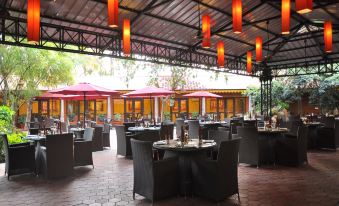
[1,0,339,205]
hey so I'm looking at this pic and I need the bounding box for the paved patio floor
[0,130,338,206]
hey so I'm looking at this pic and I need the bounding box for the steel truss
[0,15,262,77]
[0,14,339,78]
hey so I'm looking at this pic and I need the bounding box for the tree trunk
[2,79,9,106]
[25,99,34,130]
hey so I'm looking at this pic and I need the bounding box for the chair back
[135,130,160,143]
[320,116,335,128]
[216,138,240,195]
[288,120,302,136]
[160,122,174,140]
[176,118,185,138]
[83,127,94,141]
[130,138,154,195]
[297,126,308,157]
[60,122,68,133]
[335,120,339,147]
[1,134,9,171]
[208,130,230,146]
[237,127,259,164]
[45,133,74,178]
[92,126,103,151]
[29,128,39,135]
[230,120,242,134]
[103,123,111,133]
[188,120,199,139]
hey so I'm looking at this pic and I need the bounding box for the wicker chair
[276,126,309,166]
[188,120,200,139]
[1,134,36,180]
[208,130,230,159]
[131,138,179,202]
[92,126,103,151]
[176,118,185,138]
[191,138,241,202]
[237,127,270,167]
[74,128,94,168]
[115,125,137,157]
[102,123,111,148]
[39,133,73,179]
[317,119,339,150]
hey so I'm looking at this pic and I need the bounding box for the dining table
[69,128,85,139]
[257,127,289,164]
[153,139,216,196]
[127,126,161,133]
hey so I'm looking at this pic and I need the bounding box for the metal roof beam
[131,0,157,25]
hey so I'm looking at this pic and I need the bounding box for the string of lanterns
[26,0,333,71]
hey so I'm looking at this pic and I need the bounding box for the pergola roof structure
[0,0,338,78]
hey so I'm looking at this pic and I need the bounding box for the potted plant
[164,111,171,121]
[17,115,26,129]
[113,113,122,124]
[191,112,199,119]
[68,113,76,122]
[98,114,106,122]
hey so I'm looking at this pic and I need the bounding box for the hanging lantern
[108,0,119,28]
[27,0,40,43]
[296,0,312,14]
[217,41,224,68]
[281,0,290,35]
[256,37,262,62]
[202,15,211,48]
[232,0,242,34]
[324,21,332,53]
[123,19,131,56]
[247,51,252,74]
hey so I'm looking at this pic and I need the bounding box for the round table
[153,139,216,196]
[69,128,85,139]
[128,126,161,133]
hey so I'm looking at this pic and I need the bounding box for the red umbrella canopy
[63,95,109,101]
[49,82,118,95]
[123,86,174,97]
[36,92,68,99]
[183,91,222,98]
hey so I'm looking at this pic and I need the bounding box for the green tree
[0,45,74,126]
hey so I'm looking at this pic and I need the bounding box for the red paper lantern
[296,0,312,14]
[247,51,252,74]
[217,41,225,68]
[202,15,211,48]
[232,0,242,34]
[27,0,40,43]
[108,0,119,28]
[281,0,290,35]
[123,19,131,56]
[324,21,332,53]
[256,37,262,62]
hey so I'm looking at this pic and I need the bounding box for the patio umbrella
[183,91,222,116]
[123,86,174,122]
[49,82,118,127]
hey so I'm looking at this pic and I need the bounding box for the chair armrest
[9,142,32,148]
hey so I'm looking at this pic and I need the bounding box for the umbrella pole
[83,92,86,128]
[150,95,153,124]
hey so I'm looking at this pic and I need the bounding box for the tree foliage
[244,73,339,114]
[0,45,75,124]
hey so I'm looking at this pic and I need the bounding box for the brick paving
[0,130,339,206]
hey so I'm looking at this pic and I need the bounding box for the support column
[107,96,112,120]
[60,99,65,122]
[260,70,273,117]
[154,97,159,123]
[202,97,206,115]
